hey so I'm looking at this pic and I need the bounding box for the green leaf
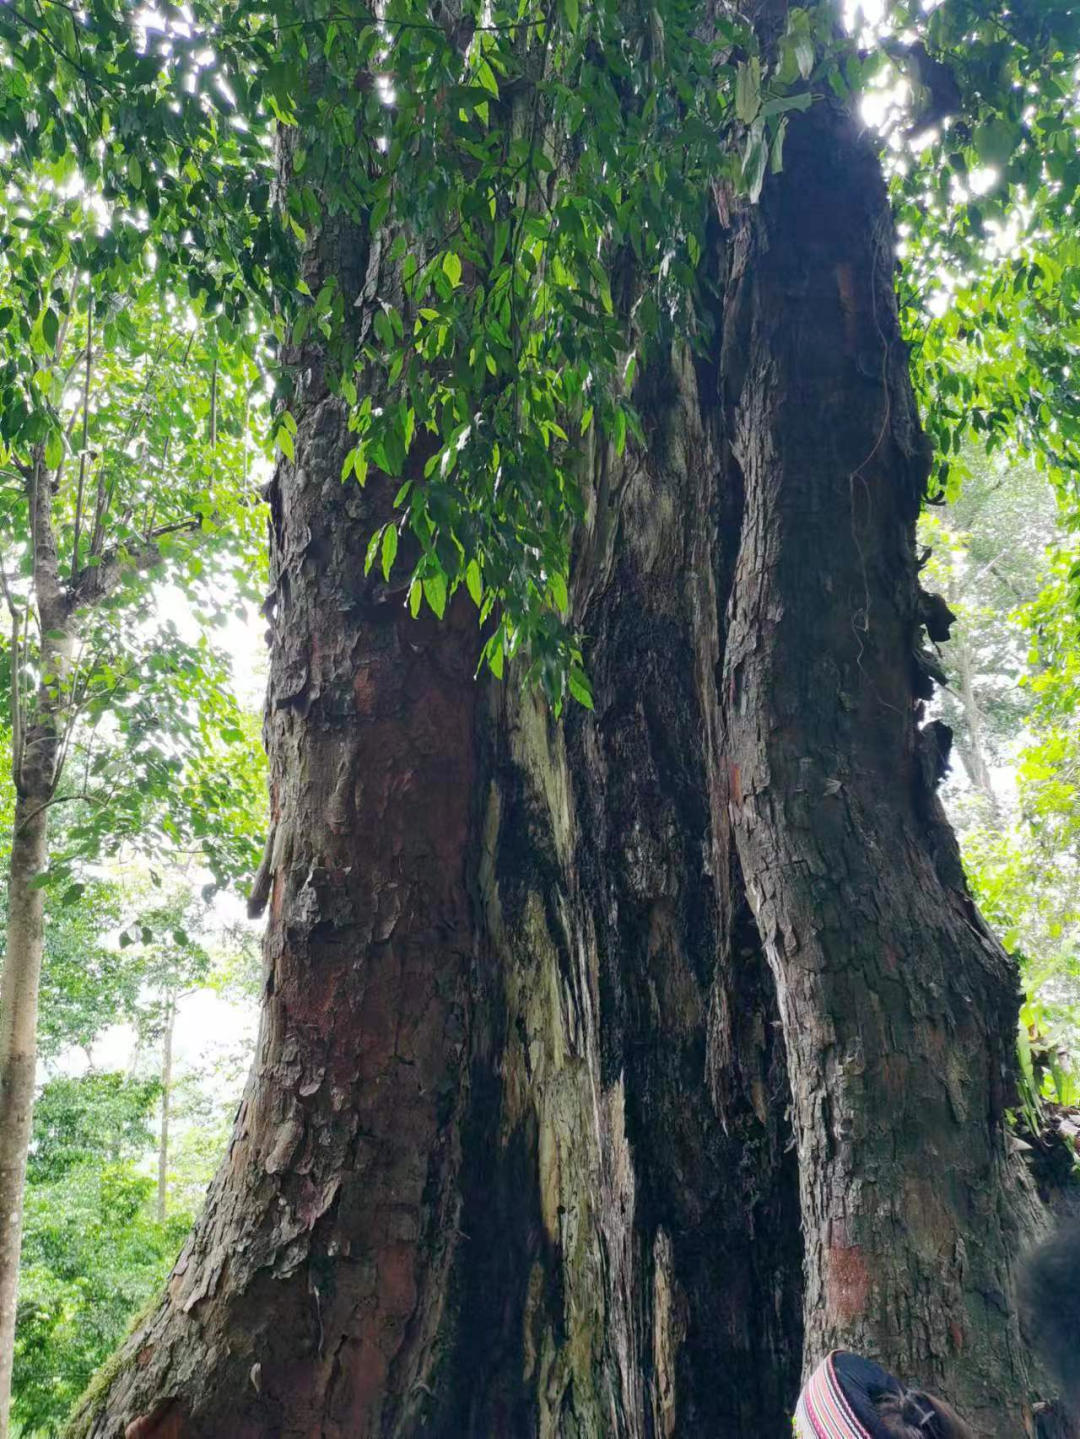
[61,883,85,906]
[974,118,1016,169]
[568,665,593,710]
[423,570,447,619]
[735,58,762,125]
[477,59,499,98]
[365,525,384,575]
[794,32,815,80]
[466,559,482,606]
[128,153,143,189]
[44,428,63,469]
[276,427,295,462]
[41,307,60,352]
[612,408,627,456]
[493,220,510,268]
[443,252,463,287]
[741,122,768,204]
[549,572,569,613]
[771,116,789,175]
[381,523,398,581]
[292,306,312,346]
[561,0,580,33]
[760,92,812,120]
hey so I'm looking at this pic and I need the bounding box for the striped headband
[794,1353,874,1439]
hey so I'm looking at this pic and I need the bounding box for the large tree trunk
[74,283,802,1439]
[0,796,50,1438]
[719,109,1032,1431]
[75,101,1035,1439]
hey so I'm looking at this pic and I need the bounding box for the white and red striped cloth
[794,1352,878,1439]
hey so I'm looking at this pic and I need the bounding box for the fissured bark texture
[720,108,1032,1434]
[77,105,1034,1439]
[75,340,802,1438]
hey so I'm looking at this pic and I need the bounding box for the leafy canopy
[0,224,267,889]
[1,0,1077,709]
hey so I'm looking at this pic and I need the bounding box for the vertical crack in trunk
[441,336,803,1436]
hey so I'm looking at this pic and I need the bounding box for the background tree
[918,457,1080,1186]
[3,866,260,1438]
[0,204,267,1427]
[13,1072,180,1438]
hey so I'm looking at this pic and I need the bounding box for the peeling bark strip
[720,108,1031,1434]
[78,97,1039,1439]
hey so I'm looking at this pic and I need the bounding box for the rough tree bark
[74,75,1036,1439]
[72,232,802,1438]
[0,793,51,1439]
[719,109,1032,1432]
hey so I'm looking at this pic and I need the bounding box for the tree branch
[70,518,202,610]
[72,296,92,581]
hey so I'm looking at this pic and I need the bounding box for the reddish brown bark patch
[826,1244,871,1325]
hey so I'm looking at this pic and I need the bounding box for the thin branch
[52,268,79,361]
[72,295,92,580]
[89,452,108,561]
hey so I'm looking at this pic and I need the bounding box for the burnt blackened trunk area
[720,108,1031,1432]
[79,103,1036,1439]
[439,341,804,1436]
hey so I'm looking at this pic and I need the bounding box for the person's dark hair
[874,1388,976,1439]
[1018,1221,1080,1430]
